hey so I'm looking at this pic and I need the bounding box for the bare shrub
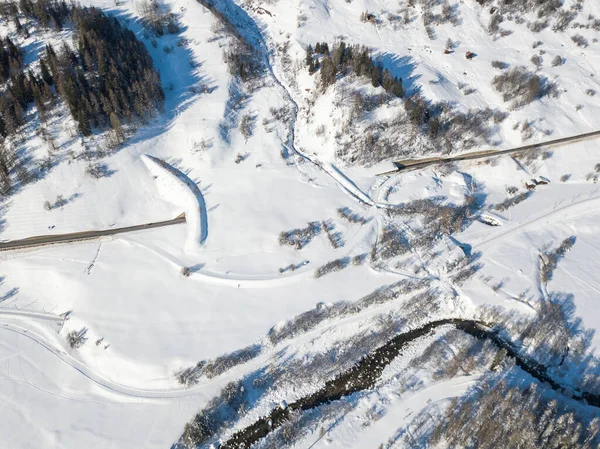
[137,0,179,35]
[181,380,250,446]
[181,266,191,277]
[528,20,548,33]
[322,220,344,249]
[552,9,576,32]
[560,174,570,182]
[352,253,368,266]
[267,278,429,344]
[176,362,205,387]
[314,257,350,278]
[279,222,322,249]
[493,191,532,211]
[44,195,68,211]
[67,328,87,349]
[491,60,508,69]
[540,236,576,283]
[571,34,588,47]
[86,163,113,179]
[376,226,410,260]
[240,114,254,141]
[586,89,596,96]
[234,153,247,164]
[431,380,600,449]
[201,344,262,378]
[315,124,326,137]
[530,54,542,67]
[488,13,503,34]
[337,207,367,224]
[551,55,564,66]
[492,66,552,109]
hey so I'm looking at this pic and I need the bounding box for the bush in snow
[322,220,344,249]
[240,114,254,141]
[530,55,543,68]
[571,34,588,47]
[491,60,508,69]
[551,55,564,66]
[492,66,554,109]
[430,380,600,449]
[67,328,87,349]
[540,236,576,283]
[44,195,68,211]
[181,380,251,447]
[314,257,350,278]
[201,344,262,378]
[137,0,179,35]
[279,222,322,250]
[493,191,532,212]
[337,207,367,224]
[552,9,576,32]
[86,163,113,179]
[175,362,205,387]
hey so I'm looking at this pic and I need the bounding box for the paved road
[378,129,600,175]
[0,213,186,252]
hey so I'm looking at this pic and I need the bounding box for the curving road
[0,214,186,253]
[378,129,600,175]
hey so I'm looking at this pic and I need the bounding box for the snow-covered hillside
[0,0,599,447]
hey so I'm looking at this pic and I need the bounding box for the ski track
[0,289,427,401]
[0,308,64,323]
[474,194,600,251]
[0,322,206,399]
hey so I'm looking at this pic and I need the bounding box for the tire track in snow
[0,322,205,399]
[474,194,600,251]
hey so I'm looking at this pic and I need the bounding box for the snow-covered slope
[1,0,600,447]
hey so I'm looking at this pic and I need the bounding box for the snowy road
[0,214,186,252]
[378,129,600,174]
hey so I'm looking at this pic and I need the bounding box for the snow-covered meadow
[1,0,600,446]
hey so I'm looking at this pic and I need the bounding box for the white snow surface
[1,0,600,446]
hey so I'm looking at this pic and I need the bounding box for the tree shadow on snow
[103,8,205,147]
[376,53,421,96]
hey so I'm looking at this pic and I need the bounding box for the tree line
[0,0,164,140]
[306,41,404,97]
[304,42,446,141]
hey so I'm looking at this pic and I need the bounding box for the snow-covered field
[1,0,600,446]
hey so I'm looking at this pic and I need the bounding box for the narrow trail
[474,193,600,251]
[0,308,64,323]
[0,322,205,399]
